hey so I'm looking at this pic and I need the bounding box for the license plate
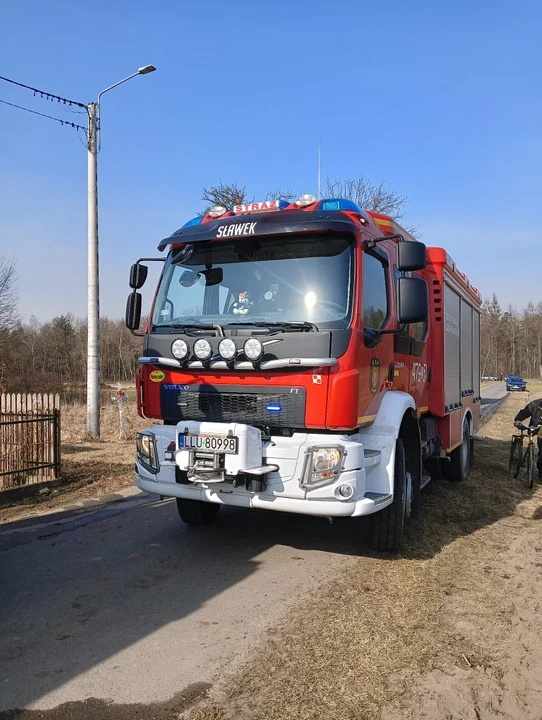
[178,433,238,455]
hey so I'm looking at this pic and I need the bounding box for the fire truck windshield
[151,234,354,330]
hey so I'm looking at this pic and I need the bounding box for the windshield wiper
[156,322,224,336]
[225,321,318,333]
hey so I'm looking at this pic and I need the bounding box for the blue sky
[1,0,540,321]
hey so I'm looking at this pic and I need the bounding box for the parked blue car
[506,375,527,392]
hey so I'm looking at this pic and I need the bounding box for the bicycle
[509,423,541,490]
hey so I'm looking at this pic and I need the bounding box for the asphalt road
[0,383,509,715]
[0,494,358,714]
[480,381,508,416]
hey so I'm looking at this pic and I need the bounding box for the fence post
[53,408,61,479]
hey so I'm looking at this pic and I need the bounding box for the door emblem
[370,358,380,394]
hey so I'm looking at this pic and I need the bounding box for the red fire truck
[126,195,481,551]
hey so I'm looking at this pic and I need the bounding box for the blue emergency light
[317,198,363,213]
[181,216,204,228]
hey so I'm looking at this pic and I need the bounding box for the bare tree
[325,176,409,220]
[265,188,299,202]
[325,176,419,235]
[0,256,19,332]
[200,177,415,228]
[200,182,247,215]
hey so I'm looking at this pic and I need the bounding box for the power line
[0,99,87,133]
[0,75,86,109]
[76,126,89,148]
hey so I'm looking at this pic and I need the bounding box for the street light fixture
[87,65,156,438]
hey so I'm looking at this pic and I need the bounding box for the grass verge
[189,393,542,720]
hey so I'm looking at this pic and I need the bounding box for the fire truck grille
[160,385,306,429]
[199,393,257,416]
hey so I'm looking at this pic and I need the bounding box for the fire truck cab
[126,195,481,552]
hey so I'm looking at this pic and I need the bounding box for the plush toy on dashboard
[232,291,253,315]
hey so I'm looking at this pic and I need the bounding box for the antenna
[317,138,321,199]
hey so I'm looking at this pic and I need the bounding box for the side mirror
[129,263,148,290]
[397,241,426,272]
[397,276,428,324]
[125,292,142,330]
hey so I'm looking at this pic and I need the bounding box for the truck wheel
[176,498,220,526]
[371,439,407,553]
[446,420,471,482]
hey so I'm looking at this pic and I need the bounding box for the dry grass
[61,399,148,445]
[190,393,542,720]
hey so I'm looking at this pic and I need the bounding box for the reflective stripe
[358,414,377,425]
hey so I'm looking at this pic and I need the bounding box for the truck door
[390,266,413,394]
[358,244,394,424]
[408,272,430,411]
[389,268,430,408]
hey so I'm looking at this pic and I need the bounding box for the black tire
[526,443,535,490]
[371,439,407,553]
[509,437,523,479]
[446,420,471,482]
[176,498,220,526]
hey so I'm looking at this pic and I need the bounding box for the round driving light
[193,338,212,360]
[295,193,317,207]
[244,337,263,361]
[171,339,188,360]
[218,338,237,361]
[338,484,354,499]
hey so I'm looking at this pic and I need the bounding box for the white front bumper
[136,421,393,518]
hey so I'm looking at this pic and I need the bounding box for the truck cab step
[420,473,432,489]
[363,449,382,468]
[364,491,391,505]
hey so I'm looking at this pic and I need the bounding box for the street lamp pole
[86,65,156,438]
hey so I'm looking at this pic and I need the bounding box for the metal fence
[0,393,61,491]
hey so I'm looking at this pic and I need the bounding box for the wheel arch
[463,407,473,434]
[358,391,422,503]
[398,407,422,518]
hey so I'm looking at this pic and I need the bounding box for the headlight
[137,432,159,473]
[193,338,212,360]
[218,338,237,361]
[171,339,188,360]
[244,337,263,361]
[300,445,345,489]
[313,448,343,472]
